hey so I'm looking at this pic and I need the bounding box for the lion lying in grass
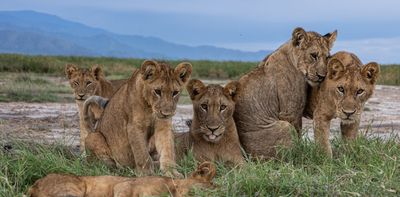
[83,60,192,177]
[305,51,380,157]
[28,162,216,197]
[172,79,245,165]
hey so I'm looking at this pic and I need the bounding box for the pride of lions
[29,27,380,196]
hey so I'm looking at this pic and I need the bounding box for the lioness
[234,27,337,159]
[84,60,192,177]
[28,162,216,197]
[65,64,126,153]
[306,51,380,157]
[173,79,245,165]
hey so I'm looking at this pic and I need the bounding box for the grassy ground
[0,54,257,103]
[1,135,399,196]
[377,64,400,86]
[1,53,398,84]
[0,54,398,103]
[0,71,192,104]
[0,54,256,79]
[0,72,72,102]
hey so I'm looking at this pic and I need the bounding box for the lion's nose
[78,94,85,98]
[342,109,356,117]
[207,125,220,132]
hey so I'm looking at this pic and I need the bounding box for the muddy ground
[0,85,399,150]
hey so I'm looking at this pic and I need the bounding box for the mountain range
[0,10,271,61]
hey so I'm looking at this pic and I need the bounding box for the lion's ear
[91,65,105,81]
[140,60,158,81]
[292,27,309,48]
[327,58,345,80]
[323,30,337,50]
[65,64,78,79]
[224,81,240,101]
[362,62,380,84]
[175,62,192,85]
[186,79,206,100]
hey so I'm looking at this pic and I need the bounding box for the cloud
[215,37,400,64]
[333,37,400,64]
[3,0,400,22]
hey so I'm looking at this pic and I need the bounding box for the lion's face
[65,64,105,101]
[326,52,380,124]
[291,27,337,86]
[141,60,192,119]
[187,80,239,143]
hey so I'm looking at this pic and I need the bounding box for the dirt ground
[0,85,399,150]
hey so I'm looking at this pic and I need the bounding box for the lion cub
[65,64,126,154]
[234,27,337,159]
[173,79,245,165]
[308,51,380,157]
[28,162,216,197]
[84,60,192,177]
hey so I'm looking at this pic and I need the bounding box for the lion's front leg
[313,116,333,158]
[77,102,88,155]
[127,121,154,175]
[340,118,360,140]
[154,119,182,177]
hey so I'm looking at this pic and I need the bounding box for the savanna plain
[0,54,399,196]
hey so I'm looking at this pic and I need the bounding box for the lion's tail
[83,96,109,132]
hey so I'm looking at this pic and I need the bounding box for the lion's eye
[310,53,318,61]
[220,105,227,111]
[201,104,208,111]
[356,89,364,95]
[73,81,79,86]
[337,86,345,94]
[172,91,179,97]
[154,89,162,96]
[86,81,92,86]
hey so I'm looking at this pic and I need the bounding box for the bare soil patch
[0,85,398,150]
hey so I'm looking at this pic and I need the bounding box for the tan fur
[28,162,216,197]
[84,60,192,177]
[306,51,380,157]
[234,27,337,159]
[65,64,126,153]
[173,80,245,165]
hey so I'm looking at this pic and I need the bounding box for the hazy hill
[0,10,271,61]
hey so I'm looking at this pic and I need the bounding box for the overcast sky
[2,0,400,63]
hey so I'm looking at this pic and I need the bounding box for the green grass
[0,53,398,102]
[0,54,256,80]
[1,135,399,196]
[378,64,400,86]
[0,53,398,85]
[0,72,72,102]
